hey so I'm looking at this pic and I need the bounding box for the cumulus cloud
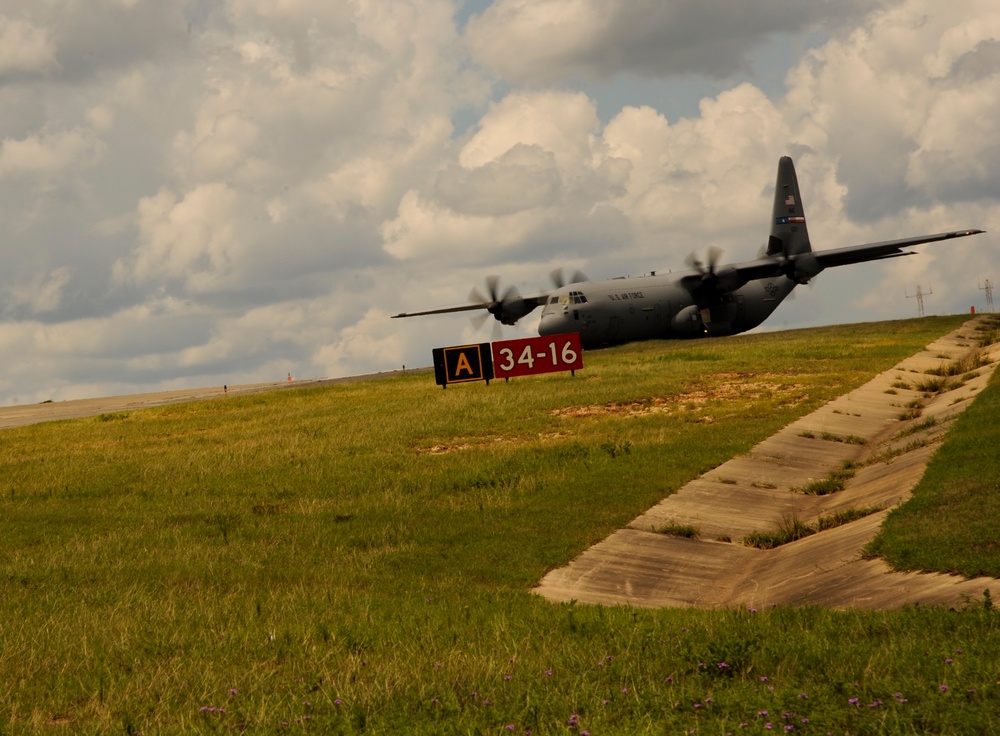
[0,126,103,181]
[1,0,998,407]
[3,268,71,316]
[0,16,57,78]
[464,0,875,83]
[383,89,632,265]
[783,0,1000,221]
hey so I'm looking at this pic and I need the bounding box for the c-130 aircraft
[393,157,984,349]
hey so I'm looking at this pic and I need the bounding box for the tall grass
[3,315,999,733]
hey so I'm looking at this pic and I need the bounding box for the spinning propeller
[682,246,740,303]
[549,268,588,289]
[468,275,531,336]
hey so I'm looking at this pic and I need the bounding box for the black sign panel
[432,343,494,388]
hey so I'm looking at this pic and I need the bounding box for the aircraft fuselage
[538,272,797,349]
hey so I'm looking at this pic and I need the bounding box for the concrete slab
[535,316,1000,610]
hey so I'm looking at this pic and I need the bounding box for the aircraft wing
[714,228,986,289]
[811,229,985,268]
[392,303,494,318]
[391,292,550,320]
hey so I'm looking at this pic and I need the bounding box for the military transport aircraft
[392,157,984,349]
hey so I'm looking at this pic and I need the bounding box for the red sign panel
[491,333,584,379]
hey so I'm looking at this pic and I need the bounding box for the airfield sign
[492,333,583,379]
[432,343,493,387]
[432,333,583,388]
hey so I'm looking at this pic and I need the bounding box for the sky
[1,0,998,406]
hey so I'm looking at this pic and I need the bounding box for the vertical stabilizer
[766,156,812,257]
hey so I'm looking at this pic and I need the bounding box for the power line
[905,285,933,317]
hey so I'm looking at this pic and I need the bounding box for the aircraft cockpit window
[548,296,558,305]
[568,291,588,304]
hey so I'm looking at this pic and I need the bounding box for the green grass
[655,523,700,538]
[866,362,1000,579]
[3,315,1000,733]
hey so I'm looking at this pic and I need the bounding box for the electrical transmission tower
[980,279,994,312]
[906,285,932,317]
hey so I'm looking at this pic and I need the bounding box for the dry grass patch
[552,375,807,419]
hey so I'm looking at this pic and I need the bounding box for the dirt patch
[552,377,807,419]
[414,436,519,455]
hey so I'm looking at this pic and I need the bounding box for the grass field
[2,315,999,734]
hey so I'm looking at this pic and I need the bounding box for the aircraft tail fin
[766,156,812,257]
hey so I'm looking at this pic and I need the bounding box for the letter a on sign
[454,352,474,377]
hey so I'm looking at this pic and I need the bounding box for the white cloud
[0,16,57,76]
[3,268,71,315]
[465,0,873,83]
[2,0,999,407]
[0,126,102,181]
[118,184,244,288]
[460,90,600,169]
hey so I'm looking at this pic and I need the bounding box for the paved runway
[0,369,429,431]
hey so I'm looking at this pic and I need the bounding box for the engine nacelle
[670,305,706,337]
[671,304,734,337]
